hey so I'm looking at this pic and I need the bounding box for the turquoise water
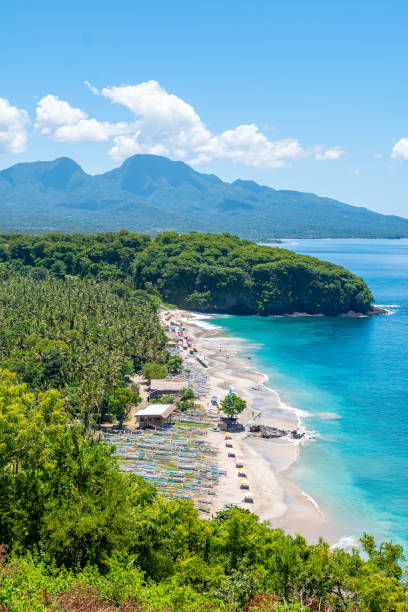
[211,239,408,549]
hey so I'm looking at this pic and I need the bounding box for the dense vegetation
[0,231,392,611]
[0,261,403,610]
[0,230,374,315]
[0,272,167,423]
[1,155,408,238]
[1,369,408,611]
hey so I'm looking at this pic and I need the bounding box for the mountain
[0,154,407,238]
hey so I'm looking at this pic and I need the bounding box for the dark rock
[367,306,388,316]
[249,423,305,440]
[249,424,286,438]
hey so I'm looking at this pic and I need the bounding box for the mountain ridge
[0,154,407,238]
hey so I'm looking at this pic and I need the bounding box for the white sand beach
[166,309,339,543]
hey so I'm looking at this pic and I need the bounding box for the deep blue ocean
[211,239,408,549]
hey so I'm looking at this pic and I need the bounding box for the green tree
[151,394,174,404]
[0,273,167,423]
[180,387,194,400]
[42,345,69,387]
[220,394,246,419]
[121,359,134,377]
[167,354,183,373]
[0,368,155,568]
[360,532,405,579]
[176,399,194,412]
[142,362,167,382]
[105,386,141,421]
[0,366,407,610]
[0,230,374,316]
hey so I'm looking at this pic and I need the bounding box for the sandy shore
[166,309,340,543]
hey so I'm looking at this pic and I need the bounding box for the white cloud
[201,124,305,168]
[36,95,86,133]
[102,81,212,160]
[348,168,360,176]
[84,80,99,96]
[35,94,130,142]
[314,146,344,161]
[102,81,335,167]
[0,97,29,154]
[34,82,345,168]
[391,138,408,162]
[52,118,130,142]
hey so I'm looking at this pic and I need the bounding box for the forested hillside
[0,274,166,423]
[1,155,408,238]
[0,241,404,610]
[0,230,374,315]
[1,368,407,610]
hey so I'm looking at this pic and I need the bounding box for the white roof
[136,404,174,417]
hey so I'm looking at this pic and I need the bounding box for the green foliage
[0,369,156,567]
[0,371,407,610]
[0,232,400,611]
[142,362,167,381]
[132,232,374,315]
[176,399,194,412]
[121,358,134,377]
[105,386,141,421]
[0,231,374,315]
[175,389,195,411]
[220,394,246,419]
[180,387,195,400]
[360,532,405,579]
[0,548,225,611]
[151,394,174,404]
[167,354,183,373]
[0,273,166,423]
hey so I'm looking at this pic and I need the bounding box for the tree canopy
[0,230,374,315]
[105,386,141,421]
[142,362,168,381]
[0,315,406,609]
[0,233,400,611]
[220,394,247,419]
[0,272,167,424]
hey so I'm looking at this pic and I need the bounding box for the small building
[149,379,188,398]
[136,404,177,427]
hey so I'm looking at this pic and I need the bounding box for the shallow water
[211,239,408,549]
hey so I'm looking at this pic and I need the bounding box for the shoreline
[170,308,341,543]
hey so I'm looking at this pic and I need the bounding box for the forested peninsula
[0,230,374,315]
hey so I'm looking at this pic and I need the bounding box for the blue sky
[1,0,407,216]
